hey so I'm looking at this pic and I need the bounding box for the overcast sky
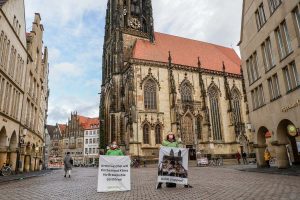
[24,0,243,125]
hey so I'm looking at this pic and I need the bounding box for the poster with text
[157,147,189,185]
[97,156,131,192]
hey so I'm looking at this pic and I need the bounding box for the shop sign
[282,99,300,112]
[287,125,297,137]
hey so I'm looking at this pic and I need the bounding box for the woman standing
[106,141,124,156]
[64,152,73,178]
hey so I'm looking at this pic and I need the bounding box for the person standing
[157,132,192,189]
[264,148,271,168]
[106,141,124,156]
[236,152,241,164]
[242,152,248,164]
[64,152,73,178]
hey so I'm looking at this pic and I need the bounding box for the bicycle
[131,159,140,168]
[208,157,223,167]
[269,157,276,165]
[0,163,12,176]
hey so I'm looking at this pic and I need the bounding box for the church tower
[100,0,155,150]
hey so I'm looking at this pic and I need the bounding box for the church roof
[0,0,7,7]
[132,32,241,75]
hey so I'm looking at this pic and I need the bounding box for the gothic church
[100,0,252,159]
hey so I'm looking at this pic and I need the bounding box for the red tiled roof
[58,124,67,135]
[77,116,99,130]
[132,32,241,74]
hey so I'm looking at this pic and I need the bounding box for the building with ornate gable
[61,112,99,165]
[0,0,49,172]
[100,0,253,160]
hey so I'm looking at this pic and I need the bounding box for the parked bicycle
[269,157,276,165]
[208,157,223,167]
[0,163,12,176]
[131,158,140,168]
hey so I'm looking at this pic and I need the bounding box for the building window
[85,139,88,144]
[89,138,92,144]
[246,52,260,84]
[85,148,88,154]
[268,74,281,100]
[195,116,202,140]
[232,89,242,125]
[255,3,267,30]
[293,6,300,39]
[275,21,292,59]
[93,138,96,143]
[181,83,193,102]
[251,84,265,110]
[155,125,161,144]
[261,37,275,71]
[89,148,91,154]
[283,62,300,92]
[269,0,281,14]
[181,115,194,144]
[144,79,157,110]
[208,87,222,141]
[143,124,150,144]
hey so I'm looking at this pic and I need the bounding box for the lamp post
[16,128,27,173]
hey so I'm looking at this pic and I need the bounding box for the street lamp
[16,128,27,173]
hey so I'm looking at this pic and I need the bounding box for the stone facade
[47,124,63,168]
[0,0,49,172]
[239,0,300,168]
[100,0,253,160]
[62,112,84,165]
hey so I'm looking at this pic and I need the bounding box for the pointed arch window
[209,87,222,141]
[143,124,150,144]
[196,116,202,140]
[181,84,193,103]
[155,125,161,144]
[144,79,157,110]
[232,89,242,125]
[181,115,194,144]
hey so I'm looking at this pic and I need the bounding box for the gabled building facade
[0,0,49,172]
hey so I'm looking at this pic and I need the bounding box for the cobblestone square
[0,166,299,200]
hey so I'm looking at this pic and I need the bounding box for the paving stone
[0,166,299,200]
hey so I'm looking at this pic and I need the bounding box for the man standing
[242,152,247,164]
[64,152,73,178]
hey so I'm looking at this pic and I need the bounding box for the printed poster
[97,156,131,192]
[157,147,189,185]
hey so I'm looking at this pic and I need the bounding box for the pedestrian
[64,152,73,178]
[264,148,271,168]
[242,152,248,164]
[106,141,124,156]
[156,132,192,189]
[236,151,241,164]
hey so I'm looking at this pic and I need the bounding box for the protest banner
[97,156,131,192]
[157,147,189,185]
